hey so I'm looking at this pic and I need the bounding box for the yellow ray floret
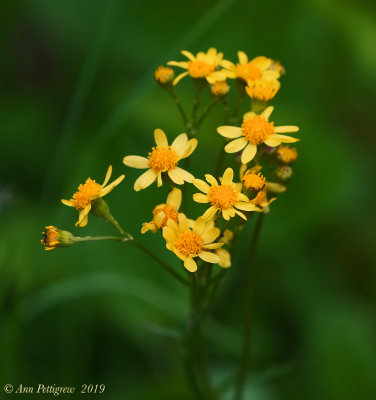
[192,167,260,222]
[61,166,125,227]
[167,48,233,86]
[246,78,280,102]
[141,187,182,234]
[221,52,281,82]
[217,106,299,164]
[162,214,223,272]
[123,129,197,191]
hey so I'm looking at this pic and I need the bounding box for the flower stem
[234,213,265,400]
[166,87,189,127]
[73,235,124,242]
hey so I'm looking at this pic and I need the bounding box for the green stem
[196,96,223,129]
[166,87,189,127]
[73,235,124,242]
[234,213,265,400]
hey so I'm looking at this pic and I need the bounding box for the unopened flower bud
[154,66,174,85]
[275,165,293,182]
[41,226,74,251]
[211,80,230,96]
[277,146,298,164]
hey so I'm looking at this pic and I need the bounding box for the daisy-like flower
[41,226,74,251]
[141,188,182,234]
[61,165,125,227]
[217,106,299,164]
[162,214,223,272]
[222,52,280,83]
[123,129,197,191]
[193,168,260,221]
[246,78,280,102]
[167,48,232,86]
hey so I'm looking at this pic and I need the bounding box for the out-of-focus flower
[41,226,74,251]
[61,166,125,227]
[123,129,197,191]
[275,165,293,182]
[193,168,259,221]
[217,106,299,164]
[163,215,223,272]
[277,145,298,164]
[141,188,182,234]
[211,80,230,96]
[168,48,232,86]
[246,78,280,102]
[154,66,174,85]
[222,52,280,82]
[250,189,276,214]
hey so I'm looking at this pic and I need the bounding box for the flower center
[236,63,262,81]
[42,226,59,247]
[241,116,275,145]
[148,146,179,172]
[153,204,179,228]
[188,60,215,78]
[71,179,102,210]
[242,172,266,191]
[175,231,204,257]
[208,184,238,210]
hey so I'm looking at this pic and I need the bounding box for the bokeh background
[1,0,376,399]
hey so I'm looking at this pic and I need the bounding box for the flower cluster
[42,47,300,276]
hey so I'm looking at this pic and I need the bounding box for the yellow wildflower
[41,226,74,251]
[217,106,299,164]
[141,188,182,234]
[193,168,259,221]
[123,129,197,191]
[250,189,275,214]
[211,80,230,96]
[162,214,223,272]
[242,170,266,192]
[222,52,280,82]
[61,166,125,227]
[277,145,298,164]
[167,48,232,86]
[154,66,174,85]
[246,79,280,102]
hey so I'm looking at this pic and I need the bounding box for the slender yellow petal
[222,168,234,184]
[123,156,149,169]
[181,50,195,61]
[193,178,210,194]
[181,138,198,159]
[134,169,157,191]
[166,187,182,209]
[225,138,248,153]
[168,169,184,185]
[193,193,209,203]
[184,257,197,272]
[157,172,163,187]
[235,202,259,211]
[162,226,177,242]
[100,174,125,196]
[102,165,112,186]
[261,106,274,119]
[171,133,188,156]
[172,167,194,183]
[168,61,189,68]
[237,51,248,64]
[61,199,74,207]
[234,209,247,220]
[216,248,231,268]
[201,227,220,244]
[198,251,220,264]
[205,174,218,186]
[241,143,257,164]
[173,71,189,86]
[154,129,168,147]
[264,135,282,147]
[178,213,189,232]
[201,206,217,221]
[274,126,299,133]
[217,126,242,139]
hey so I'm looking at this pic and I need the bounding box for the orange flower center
[153,204,179,228]
[42,226,59,248]
[236,63,262,81]
[242,172,266,191]
[277,146,298,164]
[71,179,102,210]
[175,231,204,257]
[148,146,179,172]
[241,116,275,145]
[208,184,238,210]
[188,60,214,78]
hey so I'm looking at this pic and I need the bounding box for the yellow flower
[216,248,231,268]
[61,166,125,227]
[141,187,182,234]
[277,145,298,164]
[217,106,299,164]
[167,48,232,86]
[220,229,233,244]
[242,170,266,192]
[246,78,280,102]
[222,52,280,82]
[193,168,260,221]
[211,80,230,96]
[123,129,197,191]
[250,189,275,214]
[154,66,174,85]
[162,214,223,272]
[41,226,74,251]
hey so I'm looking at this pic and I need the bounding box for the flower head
[163,214,223,272]
[141,188,182,234]
[222,52,280,83]
[242,170,266,192]
[154,66,174,85]
[250,189,275,214]
[167,48,232,86]
[246,79,280,102]
[277,145,298,164]
[211,80,230,96]
[217,106,299,164]
[193,168,260,221]
[123,129,197,191]
[61,166,125,227]
[41,226,74,251]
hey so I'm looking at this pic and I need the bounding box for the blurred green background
[1,0,376,399]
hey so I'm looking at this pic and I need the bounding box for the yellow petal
[157,172,163,187]
[193,178,210,194]
[168,169,184,185]
[61,199,73,207]
[274,126,299,133]
[261,106,274,119]
[193,193,209,203]
[222,168,234,184]
[181,50,195,61]
[216,248,231,268]
[100,174,125,196]
[201,206,217,221]
[205,174,218,186]
[178,213,189,232]
[184,257,197,272]
[181,138,198,159]
[217,126,242,138]
[76,204,91,227]
[123,156,149,169]
[102,165,112,186]
[202,227,220,244]
[277,134,299,143]
[173,167,194,183]
[241,143,257,164]
[173,71,189,86]
[168,61,188,68]
[166,187,182,209]
[134,169,157,191]
[225,138,248,153]
[243,111,256,120]
[222,208,235,220]
[237,51,248,64]
[154,128,168,147]
[235,202,259,211]
[198,251,220,264]
[163,226,177,242]
[171,133,188,156]
[234,209,247,220]
[264,135,282,147]
[204,242,223,249]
